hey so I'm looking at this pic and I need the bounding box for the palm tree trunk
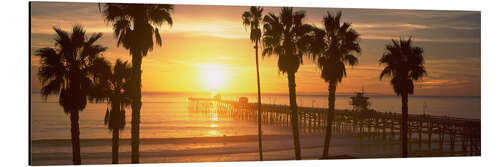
[255,43,263,161]
[287,72,301,160]
[112,128,119,164]
[322,82,336,157]
[70,111,81,165]
[401,93,408,157]
[131,52,142,163]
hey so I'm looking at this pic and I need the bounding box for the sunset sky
[30,2,481,96]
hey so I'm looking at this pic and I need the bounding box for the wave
[31,133,406,165]
[32,134,291,145]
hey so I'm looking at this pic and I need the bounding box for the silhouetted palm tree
[36,25,107,165]
[262,7,315,160]
[90,59,132,164]
[310,12,361,158]
[379,37,426,157]
[242,6,264,161]
[100,4,173,163]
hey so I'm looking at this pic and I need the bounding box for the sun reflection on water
[208,130,218,136]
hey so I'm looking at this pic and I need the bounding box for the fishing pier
[188,97,481,156]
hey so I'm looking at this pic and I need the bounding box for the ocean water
[31,92,480,140]
[227,94,481,119]
[30,92,480,164]
[31,92,287,141]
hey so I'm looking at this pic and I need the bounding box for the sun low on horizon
[200,64,228,94]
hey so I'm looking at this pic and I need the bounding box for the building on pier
[349,91,373,113]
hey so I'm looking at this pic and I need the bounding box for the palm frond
[262,7,314,74]
[102,4,127,22]
[87,32,103,46]
[36,48,66,84]
[148,4,174,26]
[101,3,174,57]
[70,25,86,48]
[154,28,162,46]
[40,77,64,99]
[36,25,109,112]
[314,11,361,84]
[242,11,252,27]
[379,37,425,95]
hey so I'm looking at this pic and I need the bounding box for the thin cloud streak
[30,2,481,96]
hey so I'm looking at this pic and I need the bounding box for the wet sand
[31,133,467,165]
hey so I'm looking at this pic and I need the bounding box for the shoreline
[31,133,473,165]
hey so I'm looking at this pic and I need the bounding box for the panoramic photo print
[29,1,480,165]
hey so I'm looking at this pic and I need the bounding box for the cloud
[31,2,481,43]
[354,23,430,29]
[29,2,481,96]
[171,19,248,39]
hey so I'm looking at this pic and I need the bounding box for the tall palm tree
[242,6,264,161]
[262,7,315,160]
[379,37,426,157]
[100,4,173,163]
[310,11,361,158]
[90,59,132,164]
[35,25,107,165]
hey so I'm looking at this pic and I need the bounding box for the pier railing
[188,97,480,156]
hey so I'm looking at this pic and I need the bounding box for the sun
[202,65,227,92]
[205,70,224,88]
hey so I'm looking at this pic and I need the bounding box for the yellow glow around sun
[201,64,227,92]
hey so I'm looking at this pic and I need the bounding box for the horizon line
[30,90,481,97]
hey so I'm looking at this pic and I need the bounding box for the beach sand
[31,133,465,165]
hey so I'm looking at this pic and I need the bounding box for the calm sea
[30,92,480,141]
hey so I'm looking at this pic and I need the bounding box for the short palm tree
[36,25,107,165]
[100,4,173,163]
[310,11,361,158]
[242,6,264,161]
[90,59,132,164]
[262,7,315,160]
[379,37,426,157]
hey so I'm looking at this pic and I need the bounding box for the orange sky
[30,2,481,96]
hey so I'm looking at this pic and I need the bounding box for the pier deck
[188,97,481,156]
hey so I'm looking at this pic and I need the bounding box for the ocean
[30,92,480,165]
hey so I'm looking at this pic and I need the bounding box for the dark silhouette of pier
[188,97,480,156]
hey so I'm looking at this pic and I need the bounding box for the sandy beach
[32,132,467,165]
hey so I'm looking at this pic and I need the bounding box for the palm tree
[262,7,315,160]
[379,37,426,157]
[35,25,107,165]
[310,12,361,158]
[90,59,132,164]
[100,4,173,163]
[242,6,264,161]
